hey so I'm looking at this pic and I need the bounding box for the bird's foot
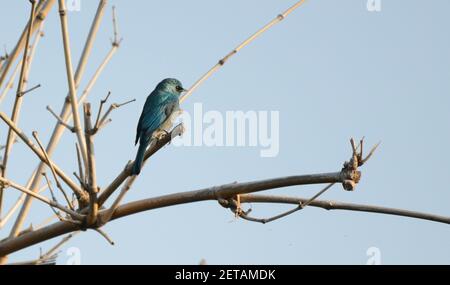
[154,129,170,142]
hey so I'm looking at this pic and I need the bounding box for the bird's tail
[131,138,148,175]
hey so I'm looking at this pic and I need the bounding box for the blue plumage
[131,78,185,175]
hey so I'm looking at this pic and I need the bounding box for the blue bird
[132,78,185,175]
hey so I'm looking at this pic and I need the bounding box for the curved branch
[239,194,450,225]
[97,124,184,206]
[3,168,448,256]
[2,186,449,256]
[0,0,55,89]
[0,172,347,256]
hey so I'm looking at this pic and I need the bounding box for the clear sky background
[1,0,449,264]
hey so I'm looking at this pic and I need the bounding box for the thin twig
[0,0,38,218]
[0,176,83,221]
[78,46,118,107]
[41,172,60,205]
[97,118,112,131]
[0,138,18,152]
[7,232,77,265]
[100,175,136,225]
[18,83,41,97]
[1,138,382,254]
[46,105,75,132]
[42,232,77,259]
[359,138,364,159]
[0,58,21,105]
[94,98,136,133]
[75,143,85,186]
[40,172,79,225]
[94,91,111,130]
[84,103,98,225]
[238,183,336,224]
[360,141,381,166]
[180,0,307,103]
[302,183,335,208]
[35,214,58,230]
[242,194,450,225]
[73,172,87,190]
[0,0,53,89]
[0,112,87,201]
[7,0,108,246]
[58,0,89,172]
[33,131,73,210]
[111,5,122,46]
[0,174,47,229]
[93,228,114,245]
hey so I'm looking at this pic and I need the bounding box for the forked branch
[0,112,88,202]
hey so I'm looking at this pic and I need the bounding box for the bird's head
[156,78,186,96]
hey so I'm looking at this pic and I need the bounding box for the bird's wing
[140,95,179,138]
[135,115,143,145]
[164,98,179,117]
[135,90,159,145]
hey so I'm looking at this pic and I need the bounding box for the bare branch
[7,0,109,247]
[0,0,54,89]
[40,173,80,227]
[0,58,21,105]
[360,141,381,166]
[98,123,184,206]
[0,176,83,221]
[42,172,61,207]
[35,214,58,231]
[33,132,73,210]
[180,0,307,103]
[18,83,41,97]
[0,138,18,152]
[238,207,297,224]
[99,134,353,222]
[36,232,76,264]
[241,194,450,225]
[7,232,77,265]
[97,118,112,131]
[238,183,336,224]
[46,105,74,132]
[93,228,114,245]
[302,183,335,208]
[99,175,137,225]
[0,0,40,218]
[94,91,111,130]
[41,232,77,259]
[78,46,118,107]
[6,257,56,265]
[57,0,88,171]
[73,172,87,190]
[0,175,47,229]
[111,5,122,46]
[93,98,136,133]
[75,143,85,186]
[84,103,98,225]
[0,112,87,202]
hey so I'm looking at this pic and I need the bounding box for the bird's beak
[182,88,188,93]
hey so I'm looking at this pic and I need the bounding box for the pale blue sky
[1,0,450,264]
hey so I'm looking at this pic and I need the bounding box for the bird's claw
[154,129,170,142]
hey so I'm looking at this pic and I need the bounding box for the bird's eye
[176,85,183,92]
